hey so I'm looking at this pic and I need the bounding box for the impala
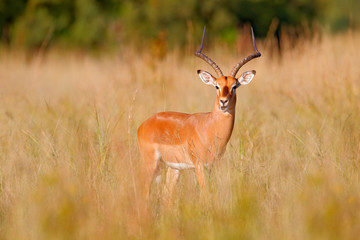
[137,26,261,201]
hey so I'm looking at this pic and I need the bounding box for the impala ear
[238,70,256,85]
[197,70,217,87]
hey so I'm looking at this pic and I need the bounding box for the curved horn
[229,26,261,78]
[195,26,224,77]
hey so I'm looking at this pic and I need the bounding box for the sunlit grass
[0,31,360,239]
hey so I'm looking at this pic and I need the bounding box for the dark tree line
[0,0,358,49]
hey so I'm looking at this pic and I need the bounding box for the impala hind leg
[140,147,161,200]
[163,168,180,206]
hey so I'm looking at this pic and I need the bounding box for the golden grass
[0,31,360,239]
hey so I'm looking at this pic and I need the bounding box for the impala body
[137,27,261,200]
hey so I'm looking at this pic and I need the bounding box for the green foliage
[2,0,122,48]
[0,0,359,49]
[323,0,360,32]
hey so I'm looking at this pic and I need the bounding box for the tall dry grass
[0,31,360,239]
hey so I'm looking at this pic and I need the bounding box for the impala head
[198,70,256,112]
[195,26,261,113]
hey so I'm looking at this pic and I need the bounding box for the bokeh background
[1,0,359,49]
[1,1,360,239]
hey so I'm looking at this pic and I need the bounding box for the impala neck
[210,95,236,145]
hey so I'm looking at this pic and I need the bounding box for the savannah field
[0,31,360,239]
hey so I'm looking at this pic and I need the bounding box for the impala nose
[220,99,229,106]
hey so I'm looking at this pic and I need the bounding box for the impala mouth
[220,106,228,111]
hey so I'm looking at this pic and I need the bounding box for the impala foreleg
[194,164,206,189]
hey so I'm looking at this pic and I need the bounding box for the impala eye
[215,86,220,90]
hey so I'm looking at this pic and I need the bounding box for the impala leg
[141,149,160,200]
[194,164,209,205]
[163,168,180,206]
[144,163,160,200]
[194,164,206,189]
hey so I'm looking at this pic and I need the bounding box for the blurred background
[1,1,360,239]
[1,0,359,51]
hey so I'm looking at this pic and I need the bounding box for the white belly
[165,161,195,170]
[155,144,211,171]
